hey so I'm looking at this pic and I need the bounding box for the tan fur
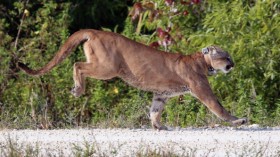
[18,29,247,129]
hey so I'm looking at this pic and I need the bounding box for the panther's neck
[183,52,215,76]
[201,52,216,75]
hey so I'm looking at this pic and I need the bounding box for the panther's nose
[226,57,234,67]
[225,65,232,71]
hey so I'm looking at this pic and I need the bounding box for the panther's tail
[18,30,93,76]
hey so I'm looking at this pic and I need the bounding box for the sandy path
[0,126,280,156]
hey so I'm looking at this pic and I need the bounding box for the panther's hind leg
[71,62,118,97]
[150,94,169,130]
[71,62,88,97]
[71,42,118,97]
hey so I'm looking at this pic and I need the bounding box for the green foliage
[0,0,279,129]
[189,0,280,125]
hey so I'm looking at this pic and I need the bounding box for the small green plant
[0,135,39,157]
[72,141,97,157]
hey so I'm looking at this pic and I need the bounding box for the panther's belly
[120,74,189,97]
[118,66,189,96]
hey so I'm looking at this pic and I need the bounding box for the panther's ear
[202,47,209,54]
[210,46,218,55]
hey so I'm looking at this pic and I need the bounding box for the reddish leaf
[149,41,160,49]
[129,2,144,21]
[180,0,191,5]
[165,0,174,6]
[192,0,201,4]
[182,10,189,16]
[143,2,155,10]
[157,28,165,38]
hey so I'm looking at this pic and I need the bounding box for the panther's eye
[226,57,231,62]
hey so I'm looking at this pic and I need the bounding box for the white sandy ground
[0,125,280,157]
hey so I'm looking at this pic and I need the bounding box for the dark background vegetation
[0,0,279,129]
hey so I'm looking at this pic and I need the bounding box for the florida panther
[18,29,247,130]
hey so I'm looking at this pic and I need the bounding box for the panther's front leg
[189,78,247,126]
[150,94,169,130]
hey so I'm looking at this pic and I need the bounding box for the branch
[14,0,29,51]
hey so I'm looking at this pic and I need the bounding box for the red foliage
[129,2,144,21]
[149,41,160,49]
[165,0,175,6]
[182,10,189,16]
[192,0,201,4]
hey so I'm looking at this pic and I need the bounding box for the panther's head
[202,45,234,74]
